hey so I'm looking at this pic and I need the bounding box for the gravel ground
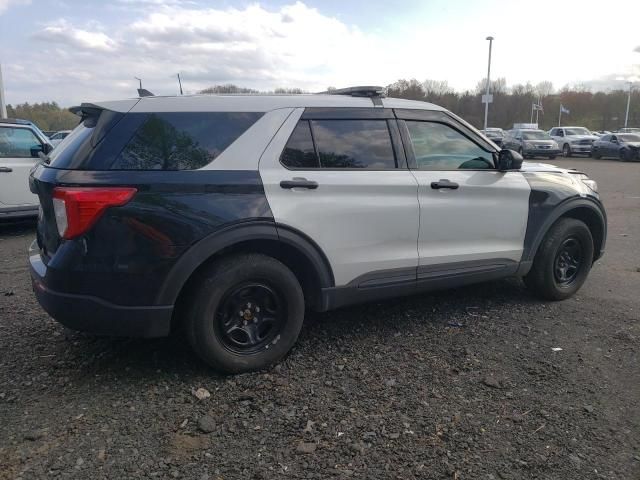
[1,158,639,480]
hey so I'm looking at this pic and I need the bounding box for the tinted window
[312,120,396,169]
[0,127,42,158]
[112,112,263,170]
[405,121,494,170]
[280,120,319,168]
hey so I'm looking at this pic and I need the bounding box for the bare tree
[535,81,554,97]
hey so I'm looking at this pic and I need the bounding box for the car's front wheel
[619,148,632,162]
[562,144,572,157]
[524,218,594,301]
[186,253,305,373]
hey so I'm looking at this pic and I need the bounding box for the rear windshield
[48,110,263,170]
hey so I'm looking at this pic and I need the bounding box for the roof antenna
[177,73,184,95]
[134,76,154,97]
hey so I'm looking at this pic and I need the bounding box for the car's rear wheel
[548,155,556,160]
[186,254,305,373]
[524,218,594,301]
[562,144,572,157]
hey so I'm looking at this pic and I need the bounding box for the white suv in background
[548,126,599,157]
[0,119,53,219]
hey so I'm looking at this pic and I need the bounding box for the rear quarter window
[112,112,263,170]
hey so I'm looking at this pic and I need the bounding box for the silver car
[548,126,599,157]
[503,129,561,159]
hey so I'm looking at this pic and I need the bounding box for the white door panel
[413,171,530,266]
[259,108,420,286]
[0,157,39,206]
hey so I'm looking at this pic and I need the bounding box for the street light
[624,81,636,128]
[483,36,494,131]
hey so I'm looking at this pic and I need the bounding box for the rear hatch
[31,103,139,259]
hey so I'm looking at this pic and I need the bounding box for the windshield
[565,128,591,136]
[522,131,550,140]
[619,134,640,142]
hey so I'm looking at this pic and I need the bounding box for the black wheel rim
[214,282,284,354]
[553,237,583,287]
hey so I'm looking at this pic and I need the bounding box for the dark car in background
[591,133,640,161]
[481,128,505,147]
[502,129,560,159]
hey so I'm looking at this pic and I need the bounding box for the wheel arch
[158,221,335,324]
[521,198,607,275]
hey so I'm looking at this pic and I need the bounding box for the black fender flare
[519,196,607,275]
[155,221,334,305]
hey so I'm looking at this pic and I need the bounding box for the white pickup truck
[548,126,599,157]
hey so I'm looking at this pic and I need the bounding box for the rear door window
[280,119,398,170]
[113,112,263,170]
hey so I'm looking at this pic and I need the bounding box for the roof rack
[318,86,385,98]
[0,118,34,125]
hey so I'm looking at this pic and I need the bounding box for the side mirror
[498,149,523,171]
[30,144,44,158]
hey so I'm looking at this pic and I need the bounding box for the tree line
[6,102,79,131]
[6,79,638,132]
[385,78,639,131]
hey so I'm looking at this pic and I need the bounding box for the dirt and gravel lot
[0,157,639,480]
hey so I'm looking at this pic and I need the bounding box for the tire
[524,218,594,301]
[619,148,631,162]
[548,155,556,160]
[562,144,572,158]
[185,253,305,374]
[592,149,601,159]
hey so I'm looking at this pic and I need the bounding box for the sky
[1,0,639,106]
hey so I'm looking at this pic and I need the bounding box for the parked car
[548,126,599,157]
[502,129,560,159]
[615,128,640,135]
[0,118,53,219]
[48,130,72,147]
[29,87,606,373]
[481,128,505,147]
[591,133,640,161]
[592,130,611,137]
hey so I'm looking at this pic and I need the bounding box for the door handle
[280,178,318,190]
[0,167,12,173]
[430,179,459,190]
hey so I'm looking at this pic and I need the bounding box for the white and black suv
[1,118,53,218]
[29,87,606,373]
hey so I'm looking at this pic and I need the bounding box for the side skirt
[319,259,519,311]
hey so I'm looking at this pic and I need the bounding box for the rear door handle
[0,167,12,173]
[280,178,318,190]
[430,179,459,190]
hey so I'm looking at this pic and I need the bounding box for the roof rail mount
[320,86,385,98]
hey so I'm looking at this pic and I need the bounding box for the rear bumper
[29,246,172,338]
[0,205,38,219]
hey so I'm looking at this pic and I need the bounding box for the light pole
[0,63,7,119]
[483,36,494,131]
[624,81,633,128]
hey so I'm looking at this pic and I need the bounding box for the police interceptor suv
[29,87,606,373]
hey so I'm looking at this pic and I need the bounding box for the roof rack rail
[318,86,385,98]
[0,118,33,125]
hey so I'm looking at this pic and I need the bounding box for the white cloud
[6,0,640,106]
[0,0,30,15]
[32,20,117,52]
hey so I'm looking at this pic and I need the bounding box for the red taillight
[52,187,137,239]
